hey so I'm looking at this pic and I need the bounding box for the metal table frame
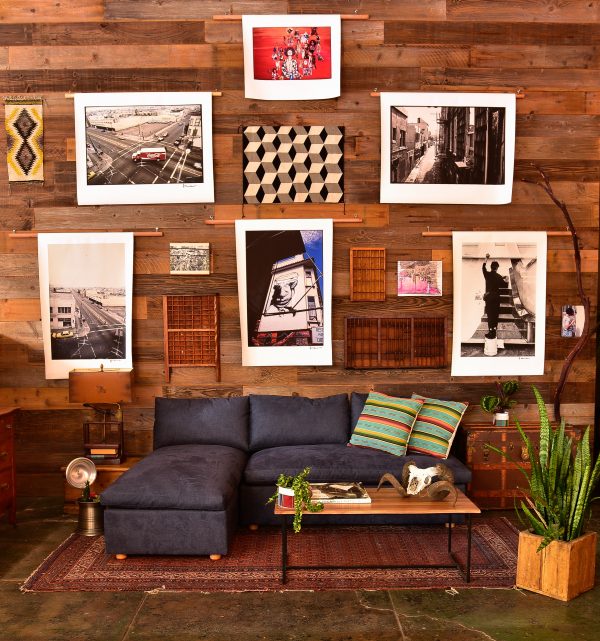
[280,512,474,584]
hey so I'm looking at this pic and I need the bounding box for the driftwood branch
[522,165,592,420]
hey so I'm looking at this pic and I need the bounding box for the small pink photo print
[397,260,442,297]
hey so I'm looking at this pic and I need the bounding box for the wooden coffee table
[274,487,481,584]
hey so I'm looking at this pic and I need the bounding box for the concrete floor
[1,499,600,641]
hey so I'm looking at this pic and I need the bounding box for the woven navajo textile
[4,97,44,182]
[243,125,343,203]
[349,392,423,457]
[407,394,469,458]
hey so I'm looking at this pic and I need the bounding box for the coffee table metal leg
[447,513,452,553]
[281,515,288,584]
[466,514,472,583]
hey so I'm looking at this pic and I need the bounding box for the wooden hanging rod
[213,14,369,21]
[421,231,571,237]
[370,91,525,99]
[204,218,363,226]
[9,230,163,238]
[65,92,222,99]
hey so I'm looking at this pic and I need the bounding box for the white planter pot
[493,412,509,427]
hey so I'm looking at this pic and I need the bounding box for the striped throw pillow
[349,392,424,457]
[407,394,469,459]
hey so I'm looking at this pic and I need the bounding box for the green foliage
[267,466,324,533]
[480,379,520,414]
[79,480,100,503]
[488,386,600,551]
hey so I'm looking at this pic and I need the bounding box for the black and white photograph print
[451,231,547,377]
[74,92,213,205]
[38,233,134,380]
[235,219,333,367]
[169,243,210,275]
[380,92,516,205]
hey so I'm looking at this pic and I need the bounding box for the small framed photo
[561,305,585,338]
[74,92,214,205]
[242,15,341,100]
[380,92,516,204]
[169,243,210,275]
[397,260,442,296]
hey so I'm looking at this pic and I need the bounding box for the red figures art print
[243,15,341,101]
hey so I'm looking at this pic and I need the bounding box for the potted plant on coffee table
[494,386,600,601]
[267,466,324,533]
[480,379,520,426]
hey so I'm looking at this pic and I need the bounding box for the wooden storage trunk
[459,423,586,509]
[516,530,597,601]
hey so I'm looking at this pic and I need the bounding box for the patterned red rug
[21,518,517,592]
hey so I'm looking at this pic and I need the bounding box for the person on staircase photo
[482,254,508,340]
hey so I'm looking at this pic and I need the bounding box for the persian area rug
[21,519,517,593]
[4,97,44,182]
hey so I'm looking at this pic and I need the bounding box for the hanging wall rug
[243,125,343,204]
[4,97,44,183]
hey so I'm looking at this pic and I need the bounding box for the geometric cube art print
[243,125,343,204]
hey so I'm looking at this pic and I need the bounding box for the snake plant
[490,386,600,550]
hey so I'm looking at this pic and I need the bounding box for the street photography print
[242,14,341,101]
[38,233,134,379]
[451,231,547,377]
[169,243,210,275]
[235,219,333,367]
[74,92,214,205]
[380,92,515,204]
[397,260,442,296]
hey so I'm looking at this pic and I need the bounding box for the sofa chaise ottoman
[101,393,471,557]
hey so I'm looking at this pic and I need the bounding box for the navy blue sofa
[101,393,471,557]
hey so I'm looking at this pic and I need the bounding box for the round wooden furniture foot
[209,554,222,561]
[115,553,128,560]
[249,524,259,531]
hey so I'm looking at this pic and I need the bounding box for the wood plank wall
[0,0,598,497]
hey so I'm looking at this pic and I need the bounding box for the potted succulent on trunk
[480,379,520,426]
[495,387,600,601]
[267,466,324,533]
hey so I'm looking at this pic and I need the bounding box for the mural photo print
[235,219,333,367]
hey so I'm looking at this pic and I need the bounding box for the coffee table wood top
[274,487,480,516]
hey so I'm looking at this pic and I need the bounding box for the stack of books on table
[86,446,121,465]
[309,482,371,504]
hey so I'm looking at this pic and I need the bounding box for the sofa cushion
[101,445,247,511]
[153,396,250,451]
[243,443,471,487]
[248,394,350,451]
[349,392,423,457]
[350,392,369,430]
[407,394,469,459]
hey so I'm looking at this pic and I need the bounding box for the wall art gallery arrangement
[0,2,597,499]
[74,92,214,205]
[37,232,134,379]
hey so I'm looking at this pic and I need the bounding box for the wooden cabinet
[459,423,587,509]
[62,457,140,515]
[0,408,18,525]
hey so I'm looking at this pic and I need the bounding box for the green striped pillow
[349,392,424,457]
[407,394,469,459]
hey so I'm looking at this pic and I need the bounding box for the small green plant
[489,386,600,551]
[480,379,520,414]
[79,480,100,503]
[267,466,323,533]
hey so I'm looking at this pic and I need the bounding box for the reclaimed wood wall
[0,0,598,497]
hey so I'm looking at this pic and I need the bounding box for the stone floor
[1,499,599,641]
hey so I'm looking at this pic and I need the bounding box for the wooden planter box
[516,530,597,601]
